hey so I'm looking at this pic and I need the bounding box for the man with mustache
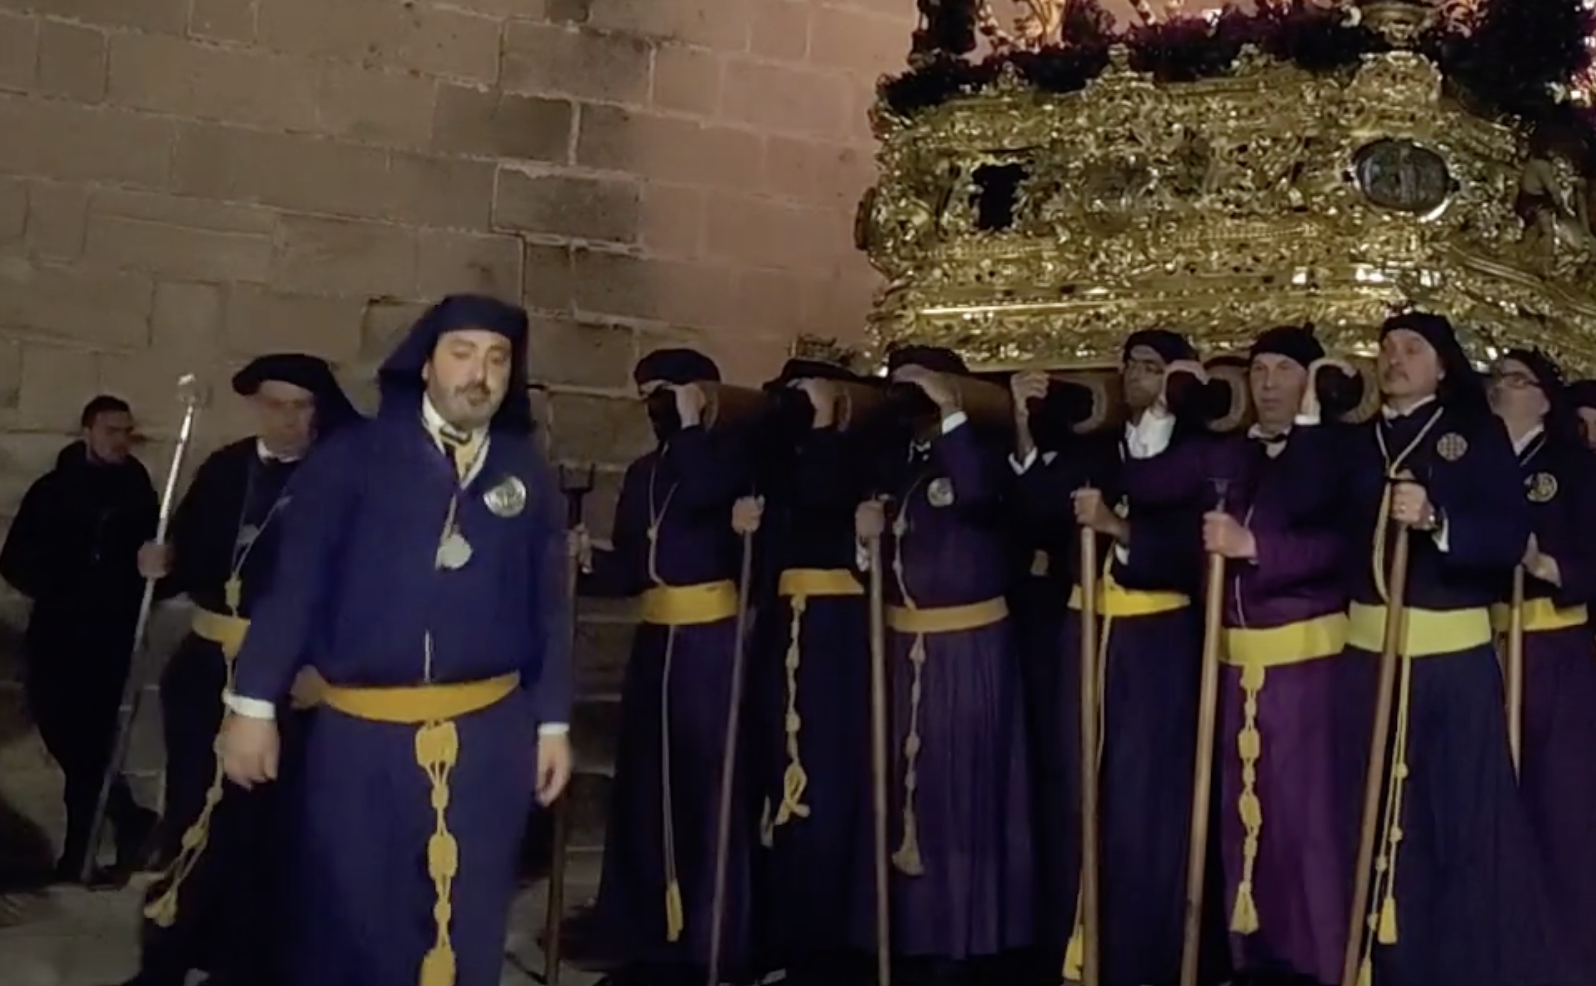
[852,345,1033,986]
[1201,326,1362,986]
[216,295,574,986]
[576,348,758,986]
[1487,348,1596,986]
[111,354,360,986]
[1339,313,1559,986]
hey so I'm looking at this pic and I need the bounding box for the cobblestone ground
[0,682,604,986]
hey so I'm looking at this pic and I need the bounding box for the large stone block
[750,0,811,61]
[414,228,525,298]
[150,280,225,356]
[0,261,153,350]
[359,297,429,362]
[256,0,501,84]
[636,183,705,258]
[548,391,653,465]
[188,0,257,42]
[0,0,189,33]
[0,13,36,93]
[502,22,652,105]
[587,0,750,49]
[649,42,720,117]
[430,84,574,163]
[808,2,909,75]
[0,177,22,243]
[0,338,19,409]
[34,20,107,104]
[315,63,438,147]
[575,104,763,193]
[16,342,99,430]
[569,247,734,329]
[107,32,320,131]
[762,135,874,209]
[22,180,89,260]
[721,58,854,138]
[528,317,636,390]
[272,215,418,298]
[494,170,640,243]
[84,190,279,284]
[0,94,174,188]
[703,191,833,271]
[221,286,365,362]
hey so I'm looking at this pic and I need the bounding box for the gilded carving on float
[859,0,1596,375]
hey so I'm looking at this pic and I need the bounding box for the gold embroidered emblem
[1436,432,1468,462]
[1527,472,1559,503]
[927,477,955,508]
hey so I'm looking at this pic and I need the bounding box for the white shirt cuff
[940,410,968,434]
[856,539,871,572]
[223,691,276,720]
[1433,517,1449,553]
[1113,544,1130,565]
[538,722,569,736]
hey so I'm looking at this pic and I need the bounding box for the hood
[378,294,534,433]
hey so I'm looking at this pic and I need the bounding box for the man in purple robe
[115,354,360,986]
[852,345,1032,986]
[744,359,875,986]
[1487,348,1596,986]
[1017,329,1225,986]
[216,295,574,986]
[1341,313,1559,986]
[1202,327,1360,986]
[577,348,756,986]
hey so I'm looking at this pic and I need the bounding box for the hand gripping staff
[705,523,756,986]
[1178,478,1231,986]
[82,374,209,883]
[867,508,894,986]
[543,463,596,986]
[1075,520,1102,986]
[1338,487,1413,986]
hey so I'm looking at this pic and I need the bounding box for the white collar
[255,439,301,464]
[1511,423,1546,455]
[1380,394,1438,420]
[422,395,485,445]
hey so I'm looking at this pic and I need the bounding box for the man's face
[1487,358,1549,423]
[253,380,317,457]
[1377,329,1442,402]
[1121,345,1167,412]
[424,328,512,430]
[84,410,134,464]
[1249,353,1308,428]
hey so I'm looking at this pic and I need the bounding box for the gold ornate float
[855,0,1596,374]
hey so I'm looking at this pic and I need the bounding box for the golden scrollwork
[860,3,1596,376]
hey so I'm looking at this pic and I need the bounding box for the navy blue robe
[1341,405,1561,986]
[582,424,756,980]
[230,398,570,986]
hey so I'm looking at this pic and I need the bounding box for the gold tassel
[1230,881,1260,934]
[1357,956,1373,986]
[892,633,928,876]
[665,879,685,941]
[1063,924,1085,980]
[415,719,460,986]
[1377,894,1398,944]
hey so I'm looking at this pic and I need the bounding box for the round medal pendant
[436,533,474,570]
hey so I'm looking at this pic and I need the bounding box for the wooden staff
[706,529,757,986]
[1507,565,1525,774]
[1338,523,1413,986]
[1077,524,1102,986]
[867,522,894,986]
[543,464,596,986]
[1178,481,1231,986]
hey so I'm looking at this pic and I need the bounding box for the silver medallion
[484,475,528,518]
[927,477,955,508]
[436,532,474,570]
